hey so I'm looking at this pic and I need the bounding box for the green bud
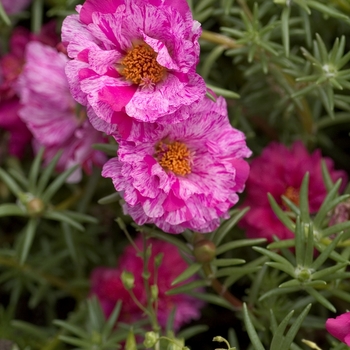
[26,197,45,217]
[121,271,135,290]
[143,331,158,348]
[213,336,226,343]
[155,252,164,267]
[151,284,158,301]
[142,271,151,280]
[193,238,216,263]
[295,266,313,282]
[146,244,152,258]
[126,329,137,350]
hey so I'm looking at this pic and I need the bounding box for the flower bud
[26,198,45,217]
[295,266,313,282]
[213,336,226,343]
[155,252,164,267]
[151,285,158,301]
[193,238,216,263]
[143,331,158,348]
[121,271,135,290]
[126,329,137,350]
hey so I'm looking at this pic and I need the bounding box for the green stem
[201,30,241,49]
[202,263,243,309]
[117,218,142,254]
[31,0,43,34]
[127,288,151,316]
[142,234,160,332]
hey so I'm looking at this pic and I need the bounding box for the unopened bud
[26,198,45,217]
[151,285,158,301]
[146,244,152,258]
[121,271,135,290]
[143,331,158,348]
[193,239,216,263]
[213,336,226,343]
[126,329,137,350]
[155,253,164,267]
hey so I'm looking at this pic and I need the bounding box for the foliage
[1,0,350,349]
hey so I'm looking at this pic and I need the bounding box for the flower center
[120,44,166,87]
[283,186,300,207]
[155,141,191,176]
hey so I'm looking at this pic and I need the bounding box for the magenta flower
[90,235,204,330]
[102,97,251,233]
[326,312,350,346]
[18,41,106,182]
[1,0,31,15]
[61,0,206,138]
[0,23,58,100]
[239,141,348,241]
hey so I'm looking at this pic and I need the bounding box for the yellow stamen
[284,186,300,206]
[120,44,166,86]
[156,141,191,176]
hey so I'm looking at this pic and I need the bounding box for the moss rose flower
[90,235,204,330]
[0,24,58,158]
[326,312,350,346]
[1,0,31,15]
[18,41,106,182]
[61,0,206,139]
[102,97,251,233]
[239,141,347,241]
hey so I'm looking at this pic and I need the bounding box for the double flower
[62,0,252,233]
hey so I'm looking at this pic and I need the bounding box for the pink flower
[61,0,206,138]
[0,23,58,100]
[328,199,350,226]
[18,41,106,182]
[0,23,58,158]
[32,119,107,183]
[326,312,350,346]
[102,97,251,233]
[239,141,348,241]
[90,235,204,330]
[1,0,31,15]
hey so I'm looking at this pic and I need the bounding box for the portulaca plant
[0,0,350,349]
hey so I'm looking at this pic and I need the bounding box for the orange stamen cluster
[283,186,300,207]
[156,141,191,176]
[120,44,166,86]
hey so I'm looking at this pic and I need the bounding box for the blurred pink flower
[326,312,350,346]
[32,119,107,183]
[239,141,348,241]
[102,97,251,233]
[0,23,58,157]
[90,235,204,330]
[18,41,106,182]
[328,199,350,226]
[1,0,31,15]
[61,0,206,139]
